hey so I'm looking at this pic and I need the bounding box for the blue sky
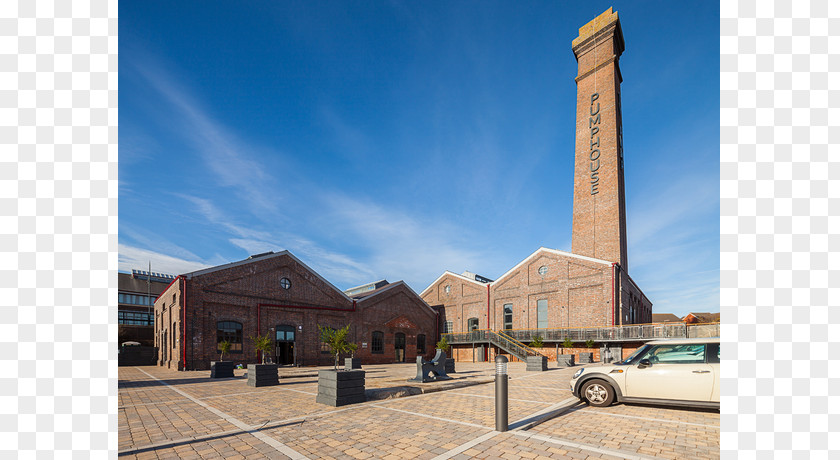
[119,1,719,317]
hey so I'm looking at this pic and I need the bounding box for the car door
[624,343,714,401]
[707,342,720,402]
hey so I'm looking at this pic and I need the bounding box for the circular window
[444,285,451,294]
[538,266,548,276]
[280,277,291,289]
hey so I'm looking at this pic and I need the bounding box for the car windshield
[620,344,651,364]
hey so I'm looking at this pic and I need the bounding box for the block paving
[118,363,719,459]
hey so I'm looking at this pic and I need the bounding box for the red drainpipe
[181,276,187,371]
[257,302,261,363]
[486,284,490,329]
[486,284,491,361]
[610,263,617,326]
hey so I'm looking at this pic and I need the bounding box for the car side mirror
[638,359,652,369]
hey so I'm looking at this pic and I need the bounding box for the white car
[569,338,720,409]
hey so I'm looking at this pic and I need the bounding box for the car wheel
[581,379,615,407]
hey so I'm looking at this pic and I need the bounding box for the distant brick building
[652,313,683,324]
[119,270,176,346]
[154,251,437,370]
[422,9,652,361]
[682,312,720,324]
[421,248,651,356]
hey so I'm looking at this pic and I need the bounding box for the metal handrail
[495,330,540,358]
[444,322,719,345]
[442,329,541,360]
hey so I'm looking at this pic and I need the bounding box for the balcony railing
[442,329,541,361]
[444,322,719,344]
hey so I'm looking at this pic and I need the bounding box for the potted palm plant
[557,337,575,367]
[246,332,278,387]
[316,324,365,407]
[345,347,361,370]
[579,339,595,363]
[436,336,455,373]
[526,334,547,371]
[210,340,234,378]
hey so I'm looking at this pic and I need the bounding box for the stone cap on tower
[571,7,625,59]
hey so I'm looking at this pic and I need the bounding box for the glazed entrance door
[275,343,294,365]
[275,325,296,365]
[394,333,406,362]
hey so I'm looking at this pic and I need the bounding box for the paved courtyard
[118,363,719,459]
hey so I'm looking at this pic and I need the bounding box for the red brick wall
[570,9,628,271]
[422,249,651,338]
[355,284,438,364]
[420,273,488,333]
[491,250,613,330]
[618,269,653,325]
[156,253,437,370]
[153,277,183,370]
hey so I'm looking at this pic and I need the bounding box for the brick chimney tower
[570,7,628,272]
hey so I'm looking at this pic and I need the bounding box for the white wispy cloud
[317,193,495,290]
[124,55,499,291]
[120,225,206,263]
[130,60,281,215]
[118,243,211,276]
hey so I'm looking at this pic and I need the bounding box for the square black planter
[345,357,361,370]
[526,355,547,371]
[557,354,575,367]
[578,352,593,364]
[316,369,365,407]
[210,361,234,378]
[445,358,455,374]
[247,364,278,387]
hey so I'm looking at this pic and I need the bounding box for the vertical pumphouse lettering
[589,92,600,195]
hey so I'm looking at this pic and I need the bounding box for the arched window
[371,331,384,354]
[416,334,426,354]
[467,317,479,331]
[216,321,243,353]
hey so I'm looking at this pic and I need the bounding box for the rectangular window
[416,334,426,354]
[537,299,548,329]
[119,294,154,306]
[504,304,513,330]
[216,321,243,353]
[117,311,153,326]
[443,321,453,334]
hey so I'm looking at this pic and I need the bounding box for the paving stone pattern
[119,363,719,459]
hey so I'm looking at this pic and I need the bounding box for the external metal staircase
[447,329,541,361]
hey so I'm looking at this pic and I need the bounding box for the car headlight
[573,368,584,379]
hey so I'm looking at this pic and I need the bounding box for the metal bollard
[495,355,508,432]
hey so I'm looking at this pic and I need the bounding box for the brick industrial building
[422,8,652,361]
[152,8,654,369]
[118,270,176,347]
[153,251,437,370]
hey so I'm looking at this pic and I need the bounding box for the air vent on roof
[248,251,275,259]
